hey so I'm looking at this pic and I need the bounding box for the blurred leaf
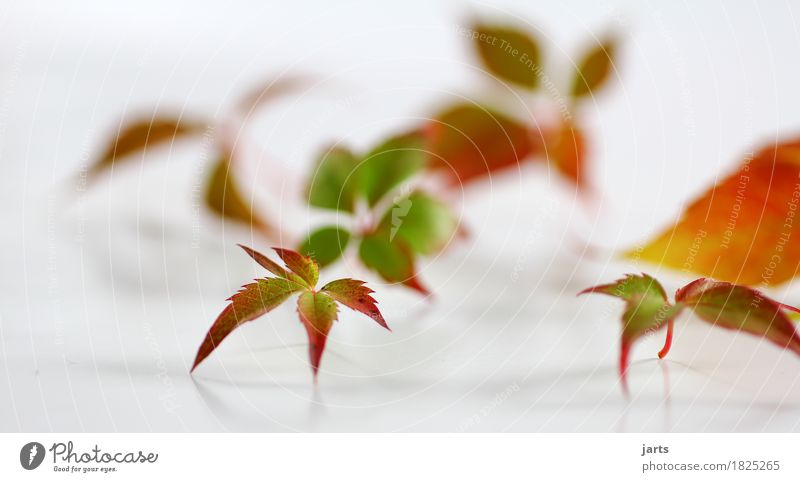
[379,190,458,255]
[306,147,360,213]
[296,291,338,377]
[360,131,427,207]
[675,278,800,355]
[570,38,618,98]
[540,121,588,189]
[90,117,205,179]
[631,139,800,285]
[205,155,274,238]
[236,75,312,115]
[273,247,319,288]
[299,226,351,268]
[192,246,388,379]
[321,278,389,329]
[579,274,682,387]
[426,103,534,185]
[359,230,429,295]
[472,23,542,89]
[191,277,303,371]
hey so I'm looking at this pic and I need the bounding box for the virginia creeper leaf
[321,278,389,330]
[426,103,534,185]
[193,246,388,379]
[570,38,618,98]
[273,248,319,289]
[296,291,338,377]
[191,277,303,371]
[359,131,427,207]
[306,146,360,213]
[298,226,351,268]
[90,116,205,179]
[205,155,274,238]
[359,230,429,295]
[578,274,683,386]
[379,190,458,255]
[675,278,800,355]
[471,23,542,89]
[631,140,800,285]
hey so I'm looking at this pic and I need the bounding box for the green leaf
[273,248,319,289]
[191,277,303,371]
[306,146,360,213]
[237,244,307,286]
[321,278,389,330]
[358,231,429,294]
[205,155,274,237]
[471,23,542,89]
[296,291,338,377]
[379,191,458,255]
[676,278,800,355]
[570,38,618,99]
[298,226,351,268]
[359,131,427,207]
[578,274,683,386]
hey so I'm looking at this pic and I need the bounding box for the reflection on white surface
[2,0,800,431]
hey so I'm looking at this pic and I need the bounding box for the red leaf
[296,291,338,377]
[321,278,389,330]
[238,244,306,286]
[191,277,303,371]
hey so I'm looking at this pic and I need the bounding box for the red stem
[619,339,630,397]
[658,318,675,359]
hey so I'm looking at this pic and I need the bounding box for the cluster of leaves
[300,131,459,294]
[579,274,800,392]
[422,22,618,190]
[192,245,389,377]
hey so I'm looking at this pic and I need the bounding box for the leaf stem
[658,318,674,359]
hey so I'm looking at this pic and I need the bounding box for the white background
[2,0,800,432]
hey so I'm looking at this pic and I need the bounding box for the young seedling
[191,245,389,379]
[579,274,800,394]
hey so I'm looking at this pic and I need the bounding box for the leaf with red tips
[191,277,303,371]
[425,103,534,186]
[578,274,684,388]
[630,139,800,286]
[88,116,206,180]
[321,278,389,330]
[237,244,306,286]
[539,121,588,190]
[296,291,338,377]
[272,248,319,289]
[676,278,800,356]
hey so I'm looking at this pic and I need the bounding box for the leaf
[359,230,429,295]
[236,75,312,115]
[273,248,319,289]
[90,116,205,179]
[540,121,588,190]
[578,274,683,386]
[298,226,351,268]
[306,146,360,213]
[321,278,389,330]
[359,131,427,207]
[426,104,534,185]
[471,23,542,89]
[205,155,274,238]
[675,278,800,355]
[570,38,618,98]
[379,191,458,255]
[296,291,338,377]
[237,244,307,286]
[631,140,800,285]
[191,277,303,371]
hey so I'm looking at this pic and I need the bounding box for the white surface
[3,0,800,432]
